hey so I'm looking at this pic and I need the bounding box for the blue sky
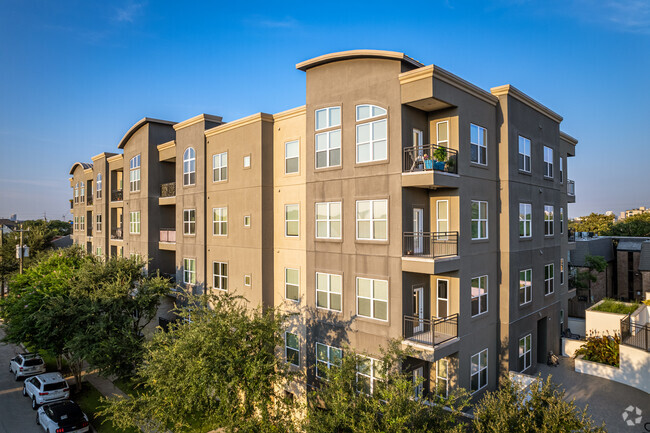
[1,0,649,220]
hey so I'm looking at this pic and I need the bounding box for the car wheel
[31,397,37,410]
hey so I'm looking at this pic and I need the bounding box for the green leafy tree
[473,376,605,433]
[572,255,607,292]
[100,291,298,433]
[608,213,650,237]
[303,341,469,433]
[569,213,615,235]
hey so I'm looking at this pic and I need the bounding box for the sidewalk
[85,373,128,399]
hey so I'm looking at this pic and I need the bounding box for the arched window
[96,173,102,199]
[356,104,387,163]
[183,147,196,186]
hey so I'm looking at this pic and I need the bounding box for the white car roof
[35,372,65,384]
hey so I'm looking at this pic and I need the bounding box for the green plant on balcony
[574,332,620,367]
[433,145,448,162]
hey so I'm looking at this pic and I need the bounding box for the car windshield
[24,359,43,366]
[43,381,67,391]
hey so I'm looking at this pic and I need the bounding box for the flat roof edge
[491,85,563,123]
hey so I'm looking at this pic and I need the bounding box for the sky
[0,0,649,221]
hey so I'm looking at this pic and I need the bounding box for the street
[0,329,42,433]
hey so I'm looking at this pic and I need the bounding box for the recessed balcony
[402,144,459,189]
[111,189,123,202]
[403,314,458,348]
[159,229,176,251]
[567,179,575,203]
[159,182,176,206]
[402,231,460,274]
[111,227,123,241]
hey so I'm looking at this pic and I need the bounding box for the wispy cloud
[244,15,299,29]
[115,1,147,24]
[572,0,650,34]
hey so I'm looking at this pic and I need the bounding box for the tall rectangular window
[437,121,449,147]
[285,332,299,367]
[96,247,102,257]
[544,146,553,178]
[316,342,342,379]
[80,216,85,230]
[316,272,342,312]
[285,204,299,237]
[183,209,196,235]
[213,262,227,291]
[518,136,531,172]
[357,356,382,395]
[559,157,564,183]
[316,202,341,239]
[356,112,387,163]
[129,155,141,192]
[560,258,565,285]
[435,358,449,398]
[213,152,227,182]
[96,174,102,199]
[560,207,564,234]
[519,269,532,305]
[356,199,387,241]
[519,203,531,238]
[315,107,341,169]
[471,200,488,240]
[213,207,227,236]
[357,277,388,321]
[285,268,299,301]
[471,275,488,316]
[285,140,299,174]
[544,205,554,236]
[183,258,196,285]
[470,124,487,165]
[518,334,532,372]
[96,214,102,232]
[129,211,140,234]
[470,349,488,393]
[545,263,554,295]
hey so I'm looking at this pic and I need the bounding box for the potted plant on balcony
[446,154,456,173]
[423,154,433,170]
[433,146,448,171]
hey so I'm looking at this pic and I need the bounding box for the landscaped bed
[589,298,639,315]
[73,382,139,433]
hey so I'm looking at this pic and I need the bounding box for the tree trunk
[56,355,62,371]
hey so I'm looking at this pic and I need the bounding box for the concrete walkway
[85,373,128,399]
[536,357,650,433]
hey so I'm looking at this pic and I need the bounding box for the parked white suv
[9,353,46,380]
[36,400,90,433]
[23,372,70,409]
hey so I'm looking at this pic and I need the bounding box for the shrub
[574,333,620,367]
[591,298,639,315]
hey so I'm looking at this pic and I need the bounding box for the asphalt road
[0,329,43,433]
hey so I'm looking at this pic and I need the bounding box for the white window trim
[560,207,564,234]
[315,342,342,379]
[315,107,341,131]
[519,269,532,305]
[356,115,388,164]
[183,147,196,186]
[436,278,449,318]
[183,258,196,285]
[285,267,300,302]
[545,263,554,295]
[435,358,449,398]
[285,204,299,238]
[244,274,252,286]
[96,214,102,232]
[437,199,449,233]
[355,104,386,121]
[471,275,488,317]
[470,348,488,394]
[213,261,227,291]
[285,140,300,174]
[559,157,564,184]
[356,277,389,321]
[436,121,449,147]
[183,209,196,236]
[129,211,140,234]
[213,151,228,182]
[356,199,388,241]
[471,200,488,240]
[285,332,300,367]
[129,155,141,193]
[520,203,532,238]
[356,355,382,395]
[470,123,487,166]
[544,146,554,178]
[212,207,227,236]
[544,205,554,236]
[560,258,565,285]
[316,272,342,312]
[518,135,531,173]
[315,129,341,169]
[519,334,532,372]
[315,201,342,239]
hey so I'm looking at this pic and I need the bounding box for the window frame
[355,105,388,164]
[356,277,388,321]
[96,173,102,199]
[315,342,342,380]
[285,332,300,367]
[212,207,228,236]
[356,199,388,241]
[518,135,531,173]
[471,275,488,317]
[129,155,141,192]
[560,258,565,285]
[183,147,196,186]
[559,156,564,184]
[213,151,228,182]
[315,201,342,239]
[96,214,102,232]
[544,205,554,236]
[545,263,554,295]
[213,261,228,291]
[285,267,300,302]
[436,121,449,148]
[470,123,487,166]
[560,207,564,234]
[316,272,342,312]
[285,204,300,238]
[435,358,449,398]
[519,203,532,238]
[356,355,382,395]
[315,107,341,131]
[543,146,553,178]
[183,209,196,236]
[315,129,341,169]
[519,334,532,372]
[183,258,196,285]
[129,211,140,234]
[519,269,532,305]
[470,348,488,393]
[284,140,300,174]
[471,200,488,240]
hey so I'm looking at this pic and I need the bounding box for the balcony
[111,189,123,202]
[86,196,93,206]
[402,144,459,189]
[159,229,176,251]
[621,315,650,352]
[159,182,176,205]
[111,227,123,240]
[403,314,458,348]
[567,179,575,203]
[69,200,73,210]
[87,227,93,237]
[402,231,459,274]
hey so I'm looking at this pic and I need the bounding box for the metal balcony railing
[403,231,458,258]
[568,179,575,196]
[568,229,575,242]
[403,314,458,347]
[111,227,123,240]
[160,229,176,243]
[160,182,176,198]
[86,196,93,206]
[87,227,93,237]
[403,144,458,174]
[111,189,123,202]
[621,315,650,352]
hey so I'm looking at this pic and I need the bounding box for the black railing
[403,144,458,174]
[111,227,123,240]
[160,182,176,198]
[568,229,575,242]
[568,179,575,196]
[403,231,458,258]
[403,314,458,347]
[621,315,650,352]
[111,189,123,202]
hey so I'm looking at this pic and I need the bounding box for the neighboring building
[568,237,615,317]
[0,219,18,234]
[68,50,576,399]
[619,206,650,221]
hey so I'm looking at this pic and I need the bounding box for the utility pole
[17,224,29,275]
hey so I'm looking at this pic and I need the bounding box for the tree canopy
[569,213,615,235]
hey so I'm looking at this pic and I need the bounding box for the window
[80,183,85,201]
[316,272,342,312]
[435,358,449,398]
[544,205,554,236]
[74,184,78,203]
[357,277,388,321]
[183,258,196,285]
[285,140,299,174]
[559,157,564,183]
[471,349,488,393]
[96,214,102,232]
[518,334,532,371]
[182,147,196,186]
[315,107,341,130]
[73,217,77,231]
[544,146,553,178]
[437,121,449,147]
[96,173,102,199]
[545,263,554,295]
[560,258,565,285]
[285,332,299,367]
[285,204,299,237]
[316,202,341,239]
[356,105,387,163]
[471,201,488,240]
[213,152,227,182]
[285,268,299,301]
[357,356,382,395]
[243,215,251,227]
[213,207,227,236]
[244,274,251,286]
[560,309,564,331]
[560,207,564,234]
[471,275,488,316]
[96,247,102,257]
[129,155,141,192]
[356,199,387,240]
[315,342,342,379]
[519,203,532,238]
[437,200,449,233]
[315,129,341,168]
[519,269,532,305]
[213,262,228,291]
[518,136,531,172]
[470,124,487,165]
[129,211,140,234]
[183,209,196,235]
[243,155,251,168]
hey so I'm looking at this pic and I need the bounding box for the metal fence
[403,231,458,258]
[403,144,458,174]
[160,182,176,198]
[621,314,650,352]
[111,189,123,202]
[403,314,458,347]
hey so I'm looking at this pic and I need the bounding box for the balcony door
[412,286,424,333]
[437,279,448,318]
[413,366,424,399]
[413,129,423,156]
[413,208,424,254]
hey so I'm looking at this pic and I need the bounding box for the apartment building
[68,50,577,400]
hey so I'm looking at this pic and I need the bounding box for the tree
[473,376,605,433]
[607,213,650,237]
[572,255,608,301]
[569,213,614,235]
[100,291,298,433]
[303,341,468,433]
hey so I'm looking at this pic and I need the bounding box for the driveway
[536,357,650,433]
[0,329,43,433]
